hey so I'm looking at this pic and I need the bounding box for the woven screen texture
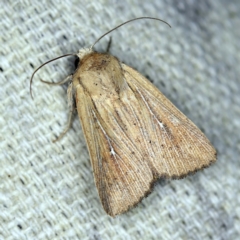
[0,1,239,239]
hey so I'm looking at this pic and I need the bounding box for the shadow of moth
[30,17,217,217]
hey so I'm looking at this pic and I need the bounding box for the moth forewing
[72,49,216,216]
[122,64,217,177]
[73,50,155,216]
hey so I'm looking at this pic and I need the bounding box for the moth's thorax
[73,51,127,100]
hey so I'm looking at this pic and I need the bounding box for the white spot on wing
[159,122,164,128]
[169,116,180,125]
[110,148,116,156]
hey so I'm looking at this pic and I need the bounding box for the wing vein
[136,87,182,175]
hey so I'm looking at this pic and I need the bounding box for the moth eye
[74,57,80,69]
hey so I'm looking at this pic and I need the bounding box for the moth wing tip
[105,179,156,217]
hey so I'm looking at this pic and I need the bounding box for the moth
[30,17,217,217]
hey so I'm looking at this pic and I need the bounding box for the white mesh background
[0,1,239,239]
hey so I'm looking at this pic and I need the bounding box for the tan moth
[30,17,217,217]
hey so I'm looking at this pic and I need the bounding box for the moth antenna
[30,53,77,99]
[90,17,171,50]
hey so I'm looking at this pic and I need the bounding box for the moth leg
[41,74,73,85]
[53,82,75,142]
[106,37,112,53]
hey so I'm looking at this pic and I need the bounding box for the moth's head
[74,48,94,70]
[77,48,93,60]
